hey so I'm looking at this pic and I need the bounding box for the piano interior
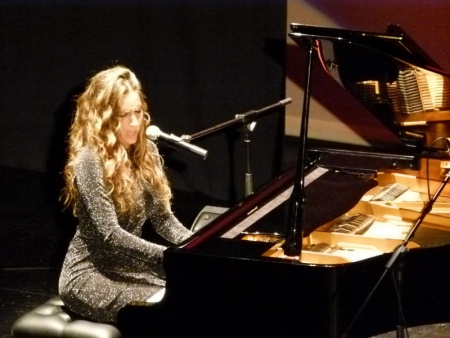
[250,163,450,264]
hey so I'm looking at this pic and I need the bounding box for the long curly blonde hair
[61,65,172,214]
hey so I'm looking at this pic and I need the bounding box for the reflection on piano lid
[289,23,450,169]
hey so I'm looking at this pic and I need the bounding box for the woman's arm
[75,147,166,264]
[150,211,193,245]
[145,140,193,244]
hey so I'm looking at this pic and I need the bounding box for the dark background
[0,0,287,203]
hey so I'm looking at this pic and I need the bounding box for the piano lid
[289,24,450,159]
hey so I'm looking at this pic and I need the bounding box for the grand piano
[118,24,450,337]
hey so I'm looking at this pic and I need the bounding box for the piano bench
[10,296,121,338]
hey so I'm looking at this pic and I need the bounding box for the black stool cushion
[11,296,121,338]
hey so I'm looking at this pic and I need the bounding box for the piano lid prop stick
[284,38,317,258]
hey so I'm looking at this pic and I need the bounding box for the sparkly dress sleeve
[74,147,167,264]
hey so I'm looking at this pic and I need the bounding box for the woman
[58,65,192,323]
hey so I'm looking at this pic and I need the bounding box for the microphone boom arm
[183,98,292,141]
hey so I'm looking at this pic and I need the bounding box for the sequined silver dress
[58,145,192,323]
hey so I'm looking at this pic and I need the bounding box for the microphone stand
[182,98,292,197]
[240,120,257,196]
[342,169,450,338]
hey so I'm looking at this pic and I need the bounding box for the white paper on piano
[331,242,384,262]
[362,219,413,240]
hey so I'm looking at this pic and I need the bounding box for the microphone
[146,125,208,159]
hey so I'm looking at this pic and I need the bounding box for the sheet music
[221,167,329,239]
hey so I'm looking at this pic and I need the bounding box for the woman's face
[117,91,144,148]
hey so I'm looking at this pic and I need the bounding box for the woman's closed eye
[118,109,144,119]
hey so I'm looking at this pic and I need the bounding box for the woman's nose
[129,113,139,126]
